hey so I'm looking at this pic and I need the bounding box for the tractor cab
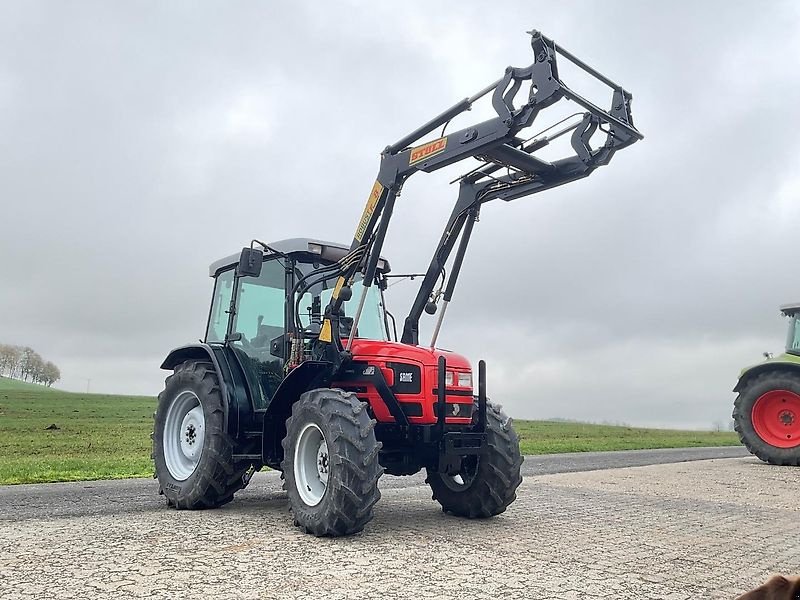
[204,238,391,410]
[781,303,800,355]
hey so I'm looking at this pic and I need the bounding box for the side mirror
[237,247,263,277]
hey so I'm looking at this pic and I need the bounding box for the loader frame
[310,30,642,372]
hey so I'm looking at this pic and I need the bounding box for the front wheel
[281,388,383,536]
[733,371,800,466]
[426,400,523,518]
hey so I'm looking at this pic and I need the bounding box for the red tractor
[153,31,643,536]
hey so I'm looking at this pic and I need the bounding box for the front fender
[261,361,331,468]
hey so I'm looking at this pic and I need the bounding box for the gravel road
[3,446,798,600]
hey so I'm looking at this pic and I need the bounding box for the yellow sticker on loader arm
[332,276,345,300]
[355,181,384,242]
[319,319,333,343]
[319,181,383,345]
[409,137,447,166]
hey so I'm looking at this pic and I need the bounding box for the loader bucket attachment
[383,30,643,204]
[320,29,644,351]
[389,30,645,346]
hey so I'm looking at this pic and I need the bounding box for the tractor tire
[153,360,251,509]
[733,371,800,466]
[281,388,383,537]
[426,400,523,518]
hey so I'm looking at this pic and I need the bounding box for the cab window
[206,269,234,343]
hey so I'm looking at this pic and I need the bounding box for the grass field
[0,377,741,485]
[0,378,153,484]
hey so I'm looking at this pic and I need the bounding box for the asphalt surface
[3,446,797,600]
[0,446,749,522]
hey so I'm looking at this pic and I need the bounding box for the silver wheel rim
[163,390,205,481]
[444,456,479,491]
[294,423,329,506]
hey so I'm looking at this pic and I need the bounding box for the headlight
[444,371,454,387]
[457,372,472,388]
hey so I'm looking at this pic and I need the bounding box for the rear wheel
[153,360,252,508]
[426,400,523,518]
[281,388,383,536]
[733,371,800,465]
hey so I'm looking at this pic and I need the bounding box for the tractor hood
[739,352,800,377]
[349,339,472,370]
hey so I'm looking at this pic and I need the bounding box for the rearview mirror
[237,247,263,277]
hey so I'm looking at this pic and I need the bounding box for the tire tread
[153,360,252,510]
[281,388,383,537]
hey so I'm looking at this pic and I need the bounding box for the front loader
[153,31,643,536]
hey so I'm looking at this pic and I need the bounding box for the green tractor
[733,303,800,465]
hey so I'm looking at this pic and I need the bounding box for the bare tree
[0,345,22,378]
[0,343,60,387]
[9,345,22,378]
[42,362,61,387]
[29,353,45,384]
[19,347,38,382]
[0,344,11,376]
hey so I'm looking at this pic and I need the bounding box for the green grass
[0,379,154,484]
[0,376,60,391]
[515,420,739,454]
[0,378,740,485]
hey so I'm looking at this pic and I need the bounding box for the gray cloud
[2,1,799,427]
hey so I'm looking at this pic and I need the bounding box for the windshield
[296,264,388,341]
[786,316,800,354]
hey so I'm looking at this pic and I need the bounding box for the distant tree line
[0,344,61,387]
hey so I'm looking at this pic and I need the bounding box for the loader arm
[314,30,643,368]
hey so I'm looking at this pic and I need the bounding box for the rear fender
[160,343,253,436]
[734,360,800,392]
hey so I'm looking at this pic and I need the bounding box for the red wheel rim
[751,389,800,449]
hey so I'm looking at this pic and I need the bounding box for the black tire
[153,360,251,509]
[281,388,383,537]
[733,371,800,466]
[426,400,523,518]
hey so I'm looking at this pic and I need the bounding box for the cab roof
[780,303,800,317]
[208,238,391,277]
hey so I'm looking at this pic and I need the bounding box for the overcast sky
[2,1,799,428]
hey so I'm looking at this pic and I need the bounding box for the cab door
[229,258,287,410]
